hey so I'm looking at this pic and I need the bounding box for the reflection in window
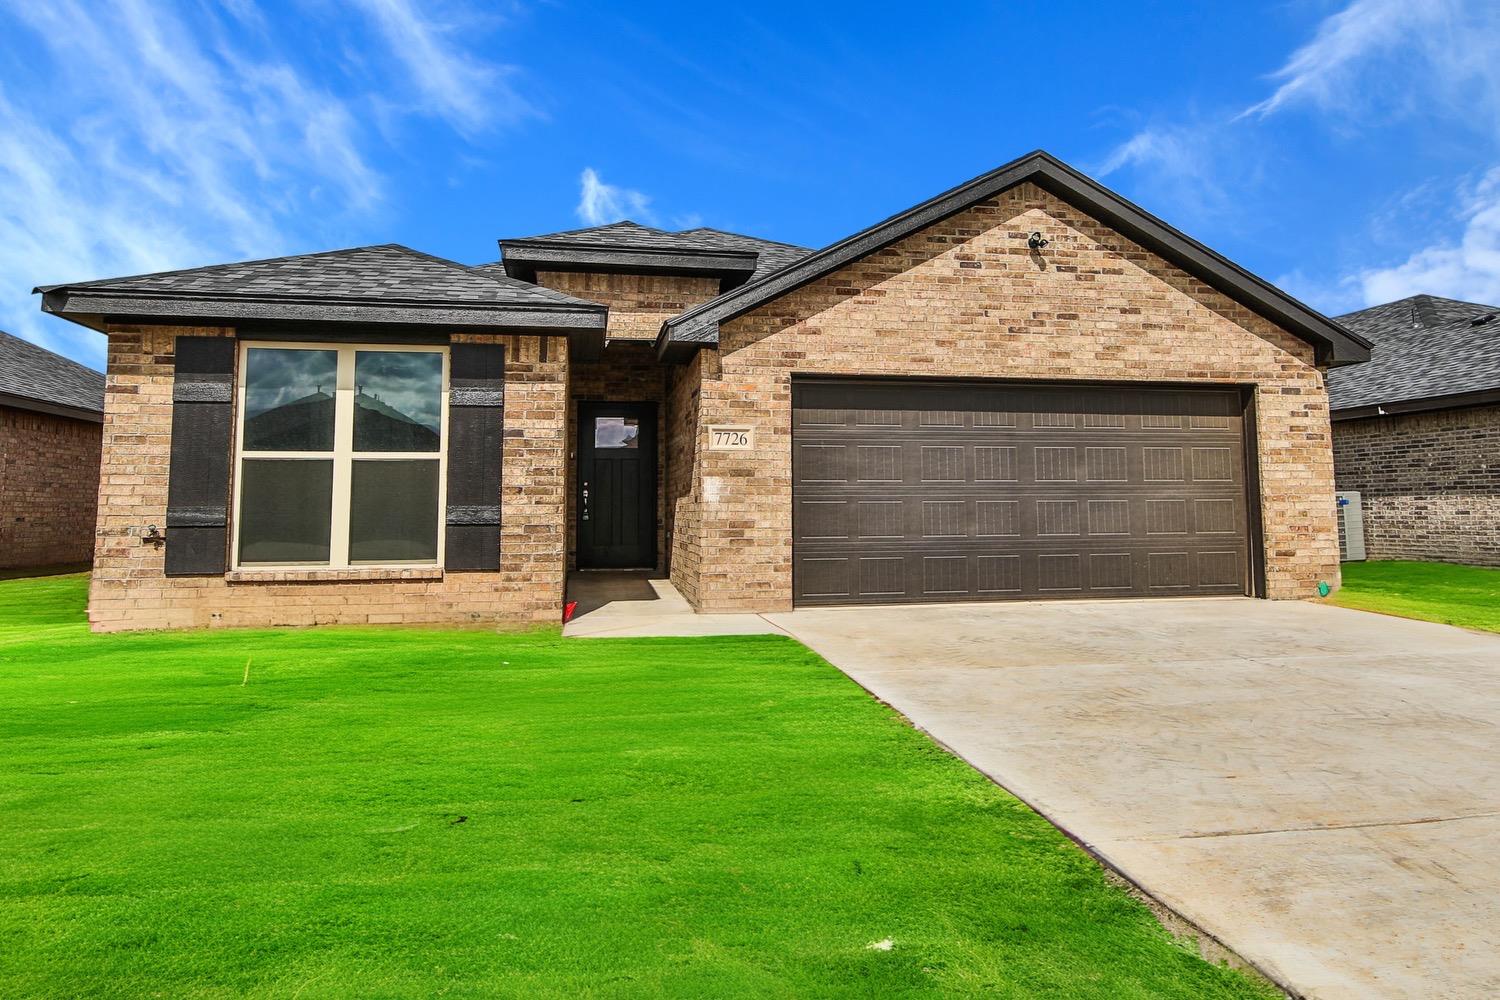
[349,460,440,562]
[237,459,334,564]
[243,348,337,451]
[594,416,639,449]
[354,351,443,452]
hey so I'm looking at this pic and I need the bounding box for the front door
[577,401,657,569]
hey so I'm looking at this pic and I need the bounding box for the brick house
[1329,294,1500,567]
[36,151,1369,632]
[0,330,105,570]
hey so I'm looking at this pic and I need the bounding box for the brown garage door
[792,379,1255,606]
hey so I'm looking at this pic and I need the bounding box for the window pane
[243,348,336,451]
[594,416,639,449]
[349,460,440,563]
[354,351,443,452]
[238,459,333,564]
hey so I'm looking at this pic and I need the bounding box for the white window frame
[231,340,449,571]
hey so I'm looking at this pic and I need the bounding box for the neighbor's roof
[1327,294,1500,418]
[0,329,104,421]
[37,244,608,336]
[496,220,811,286]
[655,149,1372,367]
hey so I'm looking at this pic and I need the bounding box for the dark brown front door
[792,379,1254,606]
[577,401,657,569]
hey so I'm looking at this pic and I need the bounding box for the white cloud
[349,0,532,134]
[0,0,524,367]
[1353,167,1500,306]
[576,168,655,226]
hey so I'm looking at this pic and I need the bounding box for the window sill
[226,567,444,584]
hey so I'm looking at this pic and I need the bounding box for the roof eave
[0,389,103,423]
[655,150,1372,368]
[41,288,607,334]
[1331,386,1500,421]
[499,241,758,286]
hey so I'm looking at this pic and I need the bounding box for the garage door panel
[793,380,1252,606]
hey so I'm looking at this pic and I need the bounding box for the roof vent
[1470,313,1497,327]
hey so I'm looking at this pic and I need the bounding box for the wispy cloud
[349,0,532,134]
[1095,122,1234,222]
[1237,0,1458,122]
[576,168,656,226]
[0,0,526,367]
[1242,0,1500,310]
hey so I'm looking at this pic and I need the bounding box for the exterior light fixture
[1028,231,1049,250]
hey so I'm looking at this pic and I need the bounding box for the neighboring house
[0,330,105,570]
[1329,294,1500,567]
[35,150,1370,632]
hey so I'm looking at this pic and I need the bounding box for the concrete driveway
[764,598,1500,999]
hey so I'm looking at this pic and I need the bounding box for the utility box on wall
[1337,491,1367,562]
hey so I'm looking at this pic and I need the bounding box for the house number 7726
[708,426,753,450]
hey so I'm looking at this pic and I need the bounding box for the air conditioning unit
[1336,491,1366,562]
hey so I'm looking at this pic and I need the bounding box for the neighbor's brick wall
[0,404,102,569]
[567,341,668,570]
[536,271,721,341]
[673,181,1339,611]
[1332,403,1500,567]
[88,325,569,632]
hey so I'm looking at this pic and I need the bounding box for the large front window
[234,342,447,569]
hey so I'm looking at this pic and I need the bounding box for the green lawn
[0,574,1270,999]
[1332,560,1500,634]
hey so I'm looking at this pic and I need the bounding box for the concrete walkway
[562,573,785,638]
[763,598,1500,999]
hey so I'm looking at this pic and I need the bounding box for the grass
[1331,560,1500,634]
[0,574,1272,999]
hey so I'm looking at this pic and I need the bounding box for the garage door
[792,380,1254,606]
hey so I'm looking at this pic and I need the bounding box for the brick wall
[665,351,703,601]
[671,181,1339,610]
[567,341,668,570]
[536,271,721,341]
[88,325,569,632]
[0,404,102,569]
[1332,403,1500,566]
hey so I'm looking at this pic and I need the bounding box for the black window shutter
[165,336,236,576]
[445,343,505,570]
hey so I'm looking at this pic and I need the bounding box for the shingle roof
[41,244,597,309]
[0,329,104,419]
[504,220,730,253]
[1327,294,1500,413]
[677,227,811,279]
[38,244,609,346]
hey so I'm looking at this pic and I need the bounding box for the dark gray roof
[38,244,607,344]
[41,244,595,308]
[504,220,730,252]
[496,221,811,287]
[656,149,1372,368]
[1327,294,1500,416]
[0,329,104,420]
[678,228,811,279]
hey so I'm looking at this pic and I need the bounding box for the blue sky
[3,0,1499,370]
